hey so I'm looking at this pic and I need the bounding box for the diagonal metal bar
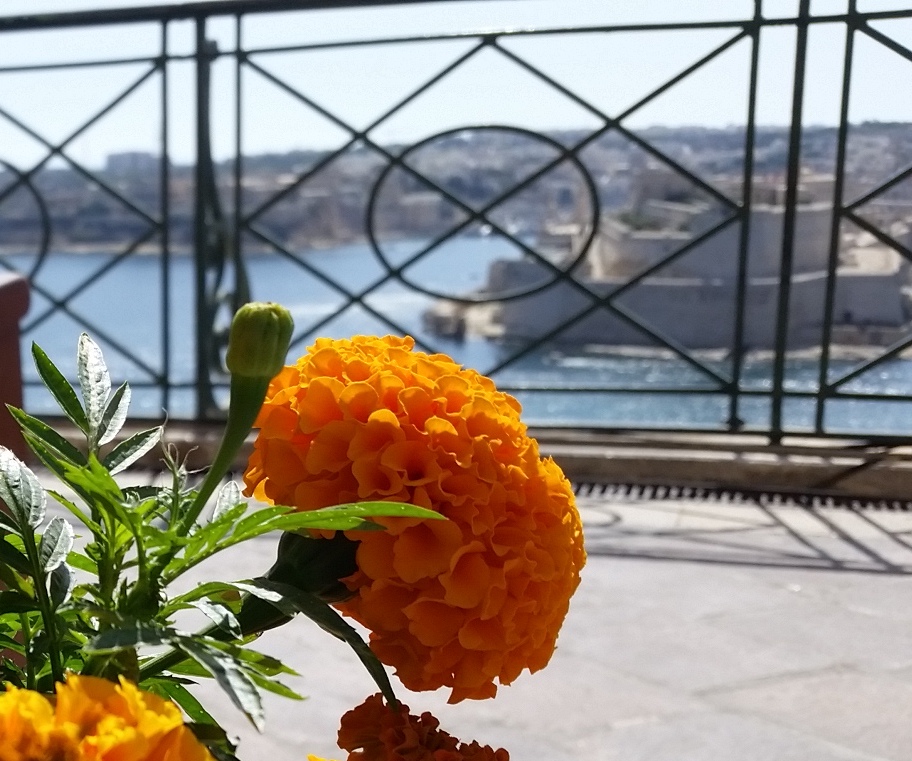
[844,160,912,213]
[22,228,158,333]
[492,30,747,211]
[242,224,438,353]
[825,331,912,392]
[241,37,487,224]
[844,209,912,265]
[859,18,912,66]
[0,63,162,225]
[598,214,741,303]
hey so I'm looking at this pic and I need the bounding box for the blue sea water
[8,237,912,436]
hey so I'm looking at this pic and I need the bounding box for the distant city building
[471,171,912,350]
[105,151,163,174]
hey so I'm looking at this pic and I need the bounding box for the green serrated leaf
[207,641,298,678]
[97,382,131,447]
[191,600,241,639]
[66,549,97,575]
[7,406,86,467]
[144,680,218,727]
[47,490,101,535]
[103,426,162,475]
[232,501,446,540]
[77,333,111,445]
[246,670,304,701]
[24,439,94,510]
[227,506,290,542]
[178,638,264,731]
[0,536,31,574]
[165,659,210,678]
[31,343,89,432]
[0,510,17,534]
[236,578,397,707]
[159,581,241,618]
[312,501,447,521]
[0,590,38,613]
[86,623,176,654]
[0,632,26,654]
[39,516,74,572]
[123,484,163,502]
[0,447,46,529]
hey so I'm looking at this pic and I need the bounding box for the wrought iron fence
[1,0,912,443]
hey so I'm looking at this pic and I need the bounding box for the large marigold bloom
[337,694,509,761]
[0,675,212,761]
[244,335,586,702]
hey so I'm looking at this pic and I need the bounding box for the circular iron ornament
[366,125,601,304]
[0,159,51,280]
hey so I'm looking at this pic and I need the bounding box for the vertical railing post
[727,0,763,433]
[194,17,222,419]
[770,0,811,443]
[815,0,857,432]
[193,14,250,420]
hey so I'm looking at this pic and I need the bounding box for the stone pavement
[166,493,912,761]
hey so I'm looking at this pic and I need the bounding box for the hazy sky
[0,0,909,166]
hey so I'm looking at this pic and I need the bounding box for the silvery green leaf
[49,562,73,608]
[39,516,74,572]
[179,639,264,731]
[31,343,89,433]
[191,600,241,638]
[103,426,162,475]
[87,623,177,653]
[213,481,243,521]
[0,446,46,529]
[77,333,111,441]
[97,382,131,446]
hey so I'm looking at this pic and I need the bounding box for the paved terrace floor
[38,470,912,760]
[181,491,912,761]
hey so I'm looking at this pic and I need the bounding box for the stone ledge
[18,419,912,502]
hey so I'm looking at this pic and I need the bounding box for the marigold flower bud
[225,301,293,379]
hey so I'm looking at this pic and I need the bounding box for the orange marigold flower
[0,674,212,761]
[244,335,586,702]
[337,694,509,761]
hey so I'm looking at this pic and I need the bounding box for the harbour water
[8,236,912,436]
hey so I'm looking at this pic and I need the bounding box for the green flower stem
[178,374,270,536]
[19,613,35,690]
[20,529,63,684]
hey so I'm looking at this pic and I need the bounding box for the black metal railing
[2,0,912,443]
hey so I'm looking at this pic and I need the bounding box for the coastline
[0,239,363,257]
